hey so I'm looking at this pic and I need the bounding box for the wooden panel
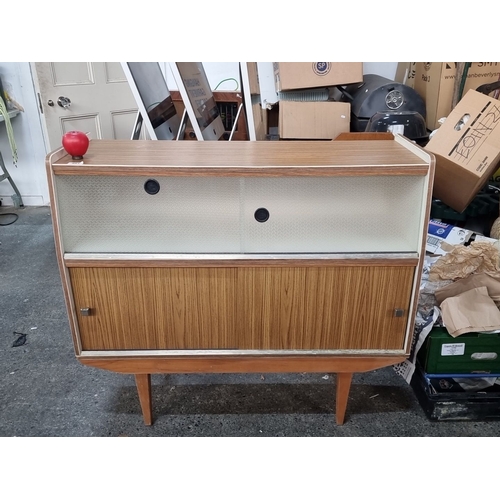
[46,147,83,354]
[79,354,407,375]
[53,164,429,177]
[335,132,394,141]
[237,267,414,350]
[64,255,419,268]
[50,138,430,170]
[70,267,238,350]
[69,266,414,352]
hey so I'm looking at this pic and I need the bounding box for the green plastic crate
[418,327,500,375]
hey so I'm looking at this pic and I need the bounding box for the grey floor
[1,206,500,437]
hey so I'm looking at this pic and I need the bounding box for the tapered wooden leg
[135,374,153,425]
[335,372,353,425]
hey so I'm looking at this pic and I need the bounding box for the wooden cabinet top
[48,138,432,176]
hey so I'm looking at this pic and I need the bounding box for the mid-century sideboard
[46,136,434,425]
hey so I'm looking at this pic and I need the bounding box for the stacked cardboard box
[272,63,363,140]
[425,89,500,213]
[273,63,363,92]
[406,62,500,131]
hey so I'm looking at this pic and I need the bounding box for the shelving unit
[0,109,19,122]
[0,110,23,208]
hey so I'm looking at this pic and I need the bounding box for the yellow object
[5,91,24,112]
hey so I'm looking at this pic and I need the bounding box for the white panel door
[34,62,145,151]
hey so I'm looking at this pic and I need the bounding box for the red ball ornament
[62,131,89,160]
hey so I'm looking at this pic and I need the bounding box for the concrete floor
[1,206,500,437]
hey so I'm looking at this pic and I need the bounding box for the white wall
[0,62,397,206]
[0,62,49,206]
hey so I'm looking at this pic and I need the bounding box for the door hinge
[37,92,43,114]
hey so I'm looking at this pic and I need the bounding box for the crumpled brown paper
[435,272,500,306]
[440,286,500,337]
[429,241,500,282]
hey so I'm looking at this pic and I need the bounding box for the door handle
[80,307,91,316]
[57,96,71,109]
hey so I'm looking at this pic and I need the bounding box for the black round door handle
[254,208,270,223]
[144,179,160,195]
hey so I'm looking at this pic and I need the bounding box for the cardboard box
[246,62,260,95]
[426,219,473,255]
[394,62,417,88]
[425,89,500,213]
[278,101,350,140]
[273,63,363,92]
[250,100,268,141]
[414,62,500,130]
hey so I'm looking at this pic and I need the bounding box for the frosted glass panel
[242,176,425,253]
[56,175,425,253]
[55,176,241,253]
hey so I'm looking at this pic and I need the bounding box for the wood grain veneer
[51,140,429,174]
[79,354,408,374]
[64,255,419,268]
[70,266,414,352]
